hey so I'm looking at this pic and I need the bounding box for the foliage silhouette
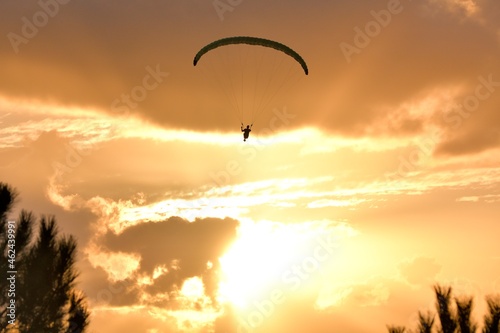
[456,296,477,333]
[418,311,435,333]
[483,296,500,333]
[387,326,407,333]
[435,285,457,333]
[387,284,500,333]
[0,182,90,333]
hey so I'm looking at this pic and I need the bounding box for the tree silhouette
[435,285,457,333]
[417,311,435,333]
[483,296,500,333]
[456,296,477,333]
[387,284,500,333]
[387,325,407,333]
[0,182,90,333]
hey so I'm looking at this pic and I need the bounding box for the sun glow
[217,219,341,309]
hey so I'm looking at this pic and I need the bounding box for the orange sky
[1,1,500,332]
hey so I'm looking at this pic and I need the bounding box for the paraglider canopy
[193,36,308,126]
[194,36,309,75]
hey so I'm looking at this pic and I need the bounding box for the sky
[1,0,500,332]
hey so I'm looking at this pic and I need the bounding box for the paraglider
[241,123,252,142]
[193,36,308,141]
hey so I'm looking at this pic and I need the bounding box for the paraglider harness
[241,123,253,142]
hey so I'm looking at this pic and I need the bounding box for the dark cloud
[323,2,499,134]
[0,0,498,164]
[79,259,142,307]
[436,88,500,156]
[101,216,238,305]
[2,0,499,157]
[436,127,500,156]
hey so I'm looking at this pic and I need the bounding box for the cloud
[90,305,199,333]
[88,249,141,282]
[456,194,500,203]
[425,0,480,18]
[94,216,238,307]
[1,3,500,332]
[316,282,390,309]
[348,282,391,307]
[307,198,367,208]
[1,0,498,153]
[399,256,442,286]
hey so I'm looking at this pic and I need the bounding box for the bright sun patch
[218,220,295,308]
[217,219,343,310]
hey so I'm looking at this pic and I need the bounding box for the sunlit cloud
[456,194,500,203]
[137,265,169,287]
[87,246,141,283]
[316,279,392,310]
[307,198,366,209]
[398,256,442,286]
[457,196,480,202]
[159,308,221,332]
[366,85,464,136]
[315,284,353,309]
[0,95,316,153]
[180,277,205,300]
[428,0,480,18]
